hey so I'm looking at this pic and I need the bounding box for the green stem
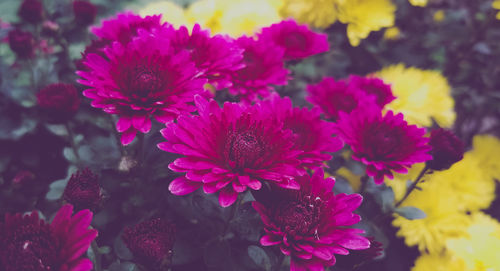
[90,240,102,271]
[65,122,81,167]
[273,253,285,271]
[394,166,428,208]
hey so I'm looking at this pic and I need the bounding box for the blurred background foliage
[1,0,500,270]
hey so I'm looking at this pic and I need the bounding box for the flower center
[2,222,59,271]
[363,123,403,159]
[133,68,162,97]
[226,130,264,170]
[273,196,322,236]
[283,32,307,51]
[331,94,357,114]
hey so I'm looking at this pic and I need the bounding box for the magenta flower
[122,218,176,271]
[91,12,164,45]
[158,95,303,207]
[335,105,432,184]
[253,169,370,271]
[63,168,102,212]
[0,204,97,271]
[262,94,343,169]
[37,83,80,123]
[258,19,329,60]
[77,29,206,145]
[228,36,289,102]
[427,128,464,171]
[306,77,376,121]
[170,24,245,90]
[73,0,97,26]
[348,75,395,107]
[8,29,35,59]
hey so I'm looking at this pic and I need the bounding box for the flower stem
[394,166,429,208]
[273,253,285,271]
[91,240,102,271]
[65,122,81,167]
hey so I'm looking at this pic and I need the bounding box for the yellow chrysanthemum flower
[186,0,282,37]
[409,0,427,7]
[383,26,401,40]
[447,213,500,271]
[427,153,496,212]
[385,163,425,202]
[337,0,395,46]
[279,0,338,29]
[412,253,467,271]
[374,64,455,128]
[138,1,189,28]
[493,0,500,20]
[469,134,500,182]
[393,179,471,254]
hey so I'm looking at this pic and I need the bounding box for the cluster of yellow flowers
[389,135,500,270]
[136,0,435,46]
[493,0,500,20]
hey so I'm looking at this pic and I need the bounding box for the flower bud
[122,218,176,271]
[62,168,102,211]
[73,0,97,26]
[8,29,34,59]
[37,83,80,123]
[427,128,464,170]
[18,0,44,24]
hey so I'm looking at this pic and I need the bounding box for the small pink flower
[253,169,370,271]
[77,28,206,145]
[122,218,176,270]
[91,12,164,45]
[228,36,289,102]
[0,204,97,271]
[170,24,245,90]
[258,19,329,60]
[347,75,395,107]
[158,95,303,207]
[306,77,376,121]
[334,105,432,184]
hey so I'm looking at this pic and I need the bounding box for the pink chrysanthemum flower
[158,95,303,207]
[91,12,164,45]
[170,24,245,90]
[77,29,206,145]
[122,218,176,271]
[335,105,432,184]
[253,169,370,271]
[262,94,343,169]
[228,36,289,102]
[258,19,329,60]
[0,204,97,271]
[306,77,376,121]
[348,75,395,107]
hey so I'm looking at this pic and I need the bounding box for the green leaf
[114,236,133,261]
[395,206,427,220]
[108,261,138,271]
[247,245,272,271]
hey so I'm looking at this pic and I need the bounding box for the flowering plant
[1,0,500,271]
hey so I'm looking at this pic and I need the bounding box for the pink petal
[260,235,281,246]
[169,177,202,195]
[218,187,238,207]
